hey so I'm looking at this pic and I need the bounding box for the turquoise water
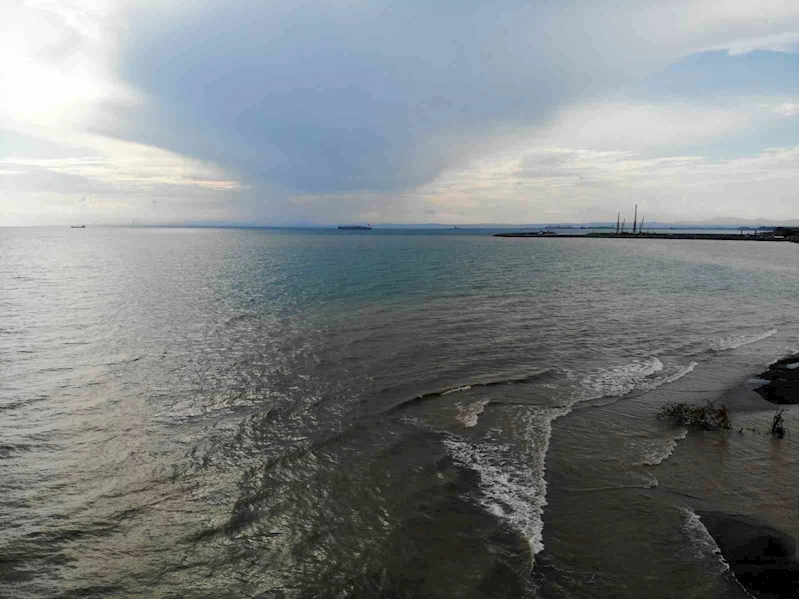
[1,227,797,597]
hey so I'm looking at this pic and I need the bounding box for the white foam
[713,328,777,351]
[637,428,687,466]
[659,361,698,386]
[456,398,489,427]
[786,362,799,370]
[440,356,698,566]
[577,357,664,401]
[443,408,566,558]
[441,385,472,396]
[398,415,433,430]
[577,357,697,402]
[681,508,729,575]
[444,437,547,555]
[642,472,659,488]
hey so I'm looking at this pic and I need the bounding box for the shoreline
[693,355,799,599]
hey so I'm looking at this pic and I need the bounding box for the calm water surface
[1,227,797,598]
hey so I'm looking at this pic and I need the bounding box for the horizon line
[4,221,795,229]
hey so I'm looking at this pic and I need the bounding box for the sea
[1,226,797,598]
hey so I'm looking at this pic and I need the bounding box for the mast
[633,204,638,234]
[621,218,626,233]
[616,212,620,235]
[639,217,644,234]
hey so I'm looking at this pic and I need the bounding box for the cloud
[0,131,246,225]
[245,141,799,225]
[529,99,776,153]
[410,145,799,223]
[775,102,799,117]
[75,193,131,209]
[0,0,134,132]
[0,137,242,192]
[105,1,799,196]
[722,32,799,55]
[3,1,799,224]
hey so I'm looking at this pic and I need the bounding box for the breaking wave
[385,370,552,414]
[442,385,472,396]
[636,428,687,466]
[577,357,697,402]
[444,437,547,556]
[712,328,777,351]
[682,509,729,575]
[443,408,566,559]
[437,355,700,561]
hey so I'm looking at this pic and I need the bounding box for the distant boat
[70,225,86,229]
[338,225,372,230]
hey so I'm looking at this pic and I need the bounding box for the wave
[442,407,567,560]
[577,357,663,401]
[398,356,700,564]
[636,428,687,466]
[565,479,658,493]
[442,385,472,396]
[0,394,51,413]
[0,443,34,458]
[385,370,552,414]
[712,328,777,351]
[577,358,697,403]
[659,361,698,385]
[444,437,547,556]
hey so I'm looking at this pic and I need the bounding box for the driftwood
[771,410,787,439]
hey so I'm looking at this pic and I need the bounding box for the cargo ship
[338,225,372,230]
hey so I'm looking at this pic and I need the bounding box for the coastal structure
[774,227,799,240]
[496,207,799,242]
[495,231,790,241]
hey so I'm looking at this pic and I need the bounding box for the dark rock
[697,511,799,599]
[755,355,799,405]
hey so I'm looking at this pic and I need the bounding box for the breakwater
[495,232,794,242]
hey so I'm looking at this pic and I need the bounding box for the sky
[1,1,798,226]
